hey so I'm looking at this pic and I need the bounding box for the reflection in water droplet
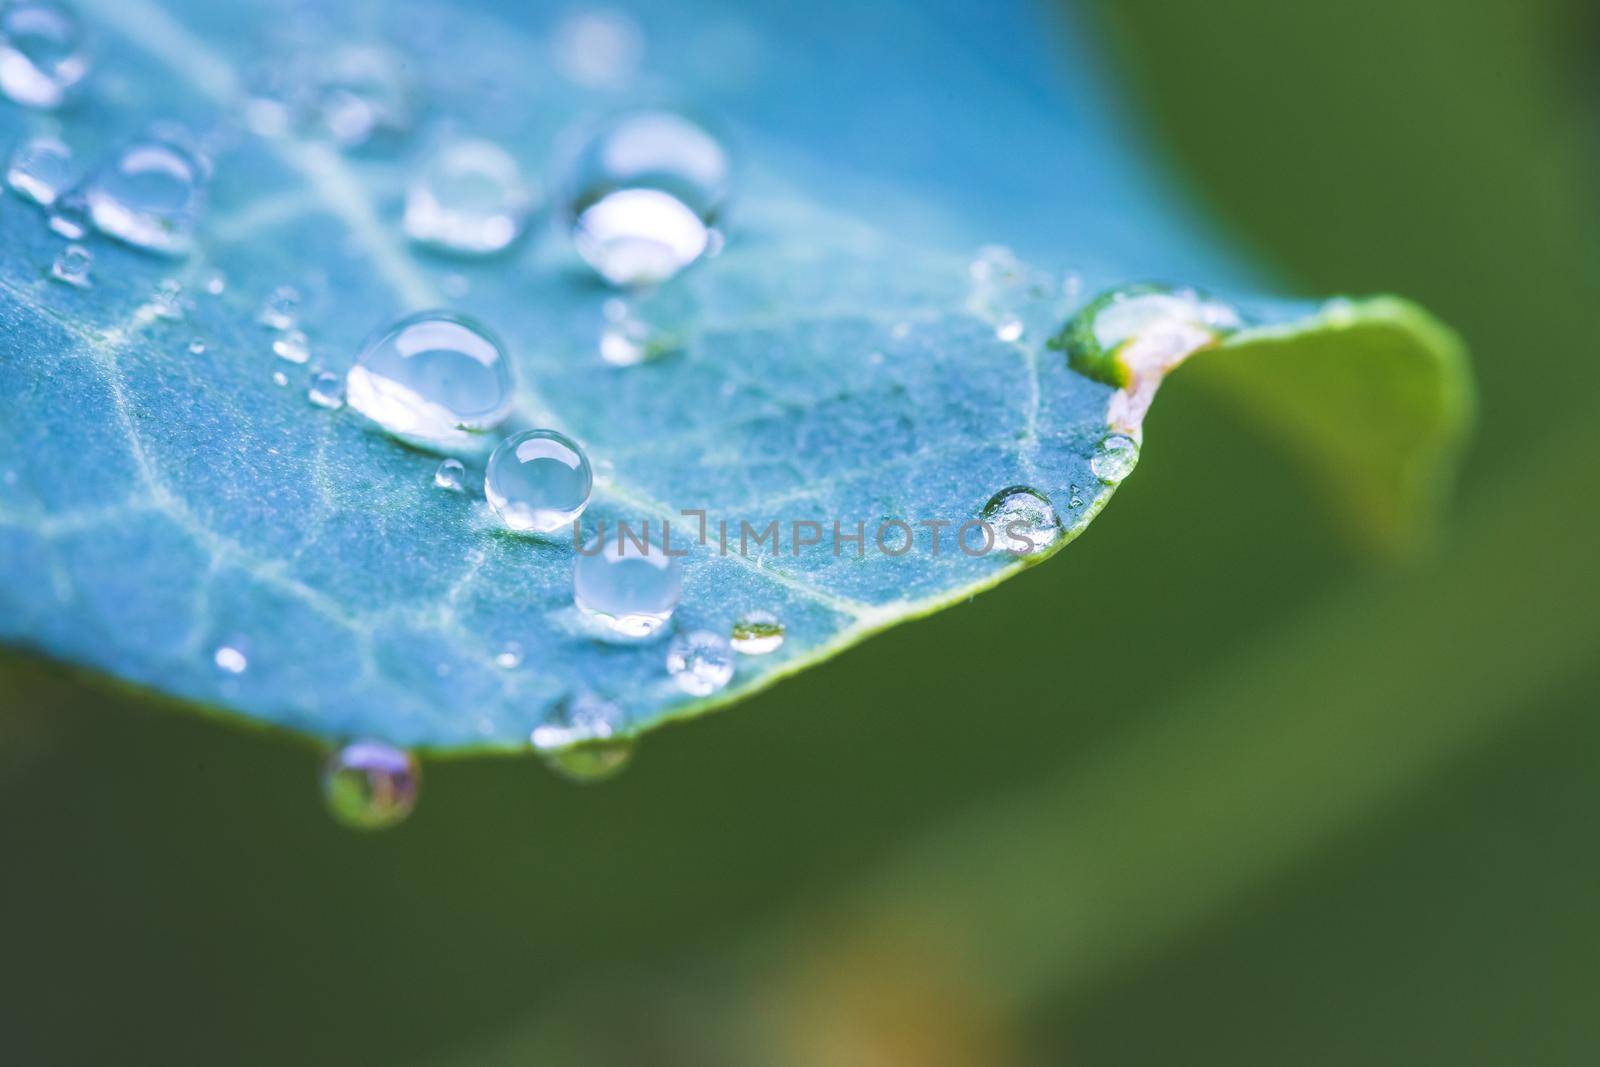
[486,429,592,534]
[730,610,785,655]
[314,45,411,149]
[46,189,87,238]
[257,285,300,330]
[272,328,310,364]
[405,138,537,256]
[346,310,514,449]
[1091,433,1140,483]
[566,110,729,287]
[321,739,419,830]
[533,691,634,782]
[493,640,523,670]
[49,242,89,287]
[0,1,89,109]
[981,486,1060,556]
[552,9,643,90]
[666,630,734,697]
[307,369,345,410]
[1056,283,1242,389]
[5,135,73,206]
[83,138,208,255]
[212,644,248,674]
[574,527,682,639]
[433,457,465,492]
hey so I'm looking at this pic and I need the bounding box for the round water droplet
[49,242,89,287]
[730,610,785,655]
[666,630,734,697]
[0,1,90,109]
[485,429,592,534]
[551,9,643,90]
[995,315,1024,342]
[82,138,207,255]
[271,369,289,387]
[257,285,300,330]
[143,277,185,321]
[46,188,88,238]
[1091,433,1140,483]
[202,269,226,295]
[307,369,345,410]
[212,643,248,674]
[346,310,514,449]
[493,640,523,670]
[321,739,419,830]
[314,45,411,149]
[532,691,634,782]
[272,328,310,364]
[566,110,729,287]
[573,527,683,639]
[982,486,1061,556]
[1057,283,1242,387]
[405,138,537,256]
[5,135,73,206]
[187,339,206,355]
[433,457,465,492]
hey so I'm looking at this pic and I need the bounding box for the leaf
[0,0,1470,753]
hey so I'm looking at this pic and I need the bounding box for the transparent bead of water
[144,277,185,321]
[486,429,592,534]
[314,45,411,149]
[257,285,300,330]
[307,370,345,410]
[730,610,785,655]
[1056,283,1243,387]
[566,110,730,287]
[212,643,248,674]
[49,242,89,287]
[533,691,634,783]
[346,310,515,450]
[573,526,683,639]
[321,739,419,830]
[5,135,73,206]
[0,1,90,109]
[666,630,734,697]
[83,137,208,255]
[982,486,1061,556]
[46,187,87,238]
[433,457,465,492]
[272,328,310,364]
[187,339,206,355]
[995,315,1024,342]
[404,138,537,256]
[271,369,289,387]
[493,640,523,670]
[1091,433,1140,483]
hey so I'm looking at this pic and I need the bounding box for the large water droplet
[0,1,89,109]
[982,486,1061,556]
[48,242,89,287]
[666,630,734,696]
[532,690,634,782]
[1055,283,1242,388]
[485,429,592,534]
[321,739,419,830]
[346,310,514,449]
[82,138,208,255]
[730,610,785,655]
[313,45,411,149]
[573,527,683,639]
[566,110,729,287]
[5,134,73,206]
[1091,433,1140,483]
[405,138,536,256]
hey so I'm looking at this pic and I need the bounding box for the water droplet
[433,457,465,492]
[566,110,729,287]
[271,369,289,387]
[982,486,1061,556]
[256,285,300,330]
[573,527,683,639]
[1056,283,1242,388]
[1091,433,1140,483]
[405,138,537,256]
[305,370,344,409]
[730,610,785,655]
[45,189,87,238]
[272,327,310,364]
[995,315,1024,342]
[202,269,226,295]
[552,9,644,90]
[532,691,634,782]
[5,135,73,206]
[321,739,419,830]
[493,640,523,670]
[599,311,656,366]
[212,644,248,674]
[485,429,592,534]
[82,137,208,255]
[666,630,734,696]
[48,242,89,287]
[346,310,514,449]
[1068,484,1084,509]
[143,277,185,321]
[313,45,411,149]
[187,339,206,355]
[0,1,90,109]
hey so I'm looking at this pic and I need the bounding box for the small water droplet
[202,269,226,295]
[346,310,514,449]
[1056,283,1243,388]
[272,327,310,364]
[307,369,345,410]
[321,739,419,830]
[1068,484,1084,509]
[592,457,615,488]
[1091,433,1140,483]
[45,189,88,238]
[5,135,73,206]
[48,242,90,287]
[313,45,411,149]
[187,339,206,355]
[0,1,90,109]
[256,285,300,330]
[566,110,729,287]
[433,457,465,492]
[82,137,207,255]
[730,610,785,655]
[485,429,592,534]
[271,369,289,387]
[666,630,734,697]
[212,644,248,674]
[574,527,683,639]
[552,9,644,90]
[982,486,1061,556]
[405,138,537,256]
[143,277,185,321]
[995,315,1024,342]
[532,691,634,782]
[493,640,523,670]
[598,308,657,366]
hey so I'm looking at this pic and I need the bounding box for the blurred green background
[4,0,1598,1063]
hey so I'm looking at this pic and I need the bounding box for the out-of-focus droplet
[307,369,345,410]
[5,135,73,206]
[314,45,411,149]
[256,285,300,330]
[551,9,643,90]
[272,328,310,364]
[321,739,419,830]
[493,641,523,670]
[82,137,207,255]
[665,629,734,696]
[212,643,248,674]
[346,310,515,449]
[0,1,90,110]
[532,690,634,782]
[405,138,537,256]
[48,242,89,287]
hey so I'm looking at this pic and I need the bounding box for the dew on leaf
[666,630,734,696]
[1091,433,1140,483]
[272,328,310,364]
[187,339,206,355]
[307,370,345,410]
[345,310,514,450]
[256,285,300,330]
[551,9,643,90]
[212,643,248,674]
[433,457,466,492]
[405,138,537,256]
[271,369,289,387]
[48,242,89,287]
[0,1,89,109]
[730,610,785,655]
[981,485,1061,556]
[493,641,523,670]
[1054,282,1242,388]
[45,188,87,238]
[5,135,74,206]
[533,691,634,782]
[574,526,683,639]
[321,739,419,830]
[82,138,208,255]
[485,429,592,534]
[313,45,411,149]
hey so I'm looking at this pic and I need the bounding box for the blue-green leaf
[0,0,1470,752]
